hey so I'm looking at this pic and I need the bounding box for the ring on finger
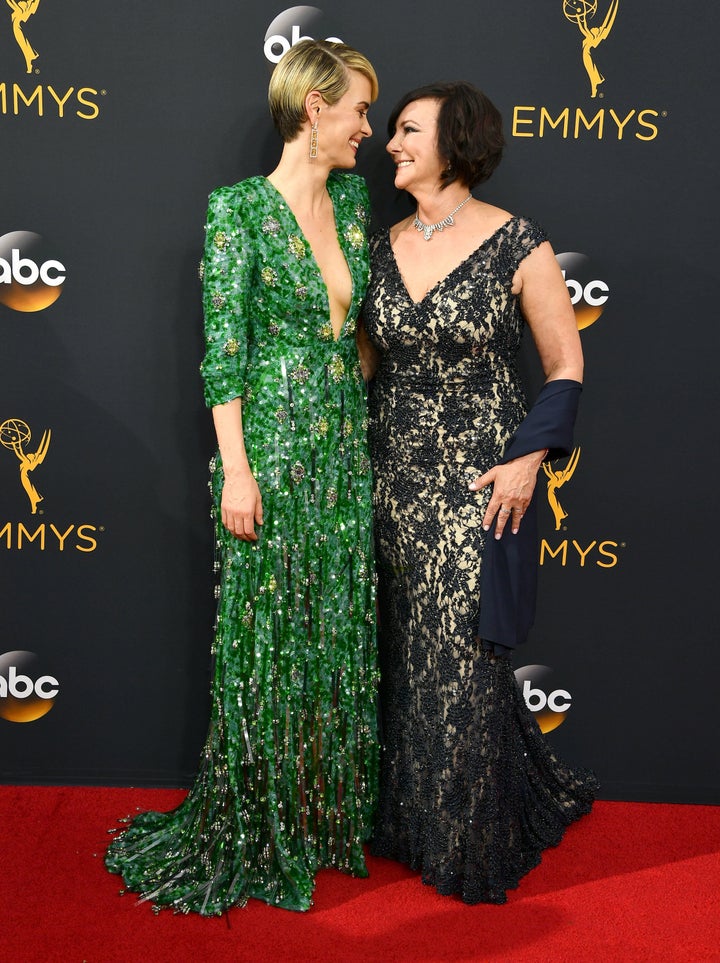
[499,507,511,515]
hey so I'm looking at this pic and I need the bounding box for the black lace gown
[363,219,598,905]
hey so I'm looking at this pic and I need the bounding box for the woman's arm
[470,240,583,538]
[212,398,263,542]
[200,184,262,540]
[514,240,584,385]
[356,317,380,382]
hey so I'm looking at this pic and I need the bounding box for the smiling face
[386,98,446,194]
[316,69,373,169]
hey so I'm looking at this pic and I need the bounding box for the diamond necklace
[413,194,473,241]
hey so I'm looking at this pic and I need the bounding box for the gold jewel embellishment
[328,355,345,383]
[288,235,306,259]
[344,224,364,250]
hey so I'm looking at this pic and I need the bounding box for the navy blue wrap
[478,379,582,654]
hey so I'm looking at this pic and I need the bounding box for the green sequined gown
[105,173,379,914]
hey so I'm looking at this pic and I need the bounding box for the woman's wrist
[221,460,253,480]
[524,448,548,471]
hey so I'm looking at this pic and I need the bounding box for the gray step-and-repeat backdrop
[2,3,718,803]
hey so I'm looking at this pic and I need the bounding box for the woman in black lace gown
[360,82,598,904]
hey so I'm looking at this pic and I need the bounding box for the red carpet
[2,786,719,962]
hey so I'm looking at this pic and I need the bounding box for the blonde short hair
[268,39,378,143]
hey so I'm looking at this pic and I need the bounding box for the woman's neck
[268,141,332,218]
[413,186,473,225]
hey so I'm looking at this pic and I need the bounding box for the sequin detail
[328,355,345,383]
[344,224,364,250]
[291,363,311,385]
[262,217,281,236]
[290,461,306,484]
[288,234,306,259]
[106,172,377,917]
[312,417,329,437]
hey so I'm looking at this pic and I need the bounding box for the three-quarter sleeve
[199,185,253,408]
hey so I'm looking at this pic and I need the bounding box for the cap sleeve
[507,215,548,270]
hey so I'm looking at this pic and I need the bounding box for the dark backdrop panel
[1,2,718,802]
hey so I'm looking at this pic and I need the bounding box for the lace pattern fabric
[363,219,598,904]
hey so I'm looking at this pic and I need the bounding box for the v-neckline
[262,176,354,342]
[386,217,517,306]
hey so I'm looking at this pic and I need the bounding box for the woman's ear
[304,90,323,124]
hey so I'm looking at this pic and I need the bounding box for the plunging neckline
[386,217,518,306]
[263,176,354,342]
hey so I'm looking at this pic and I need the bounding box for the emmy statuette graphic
[5,0,41,73]
[563,0,619,98]
[543,447,581,531]
[0,418,51,514]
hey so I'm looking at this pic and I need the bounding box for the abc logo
[0,231,66,313]
[0,650,59,723]
[514,664,571,734]
[264,5,343,64]
[556,252,609,330]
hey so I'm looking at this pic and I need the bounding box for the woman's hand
[221,469,263,541]
[468,236,582,541]
[211,398,263,541]
[469,449,547,539]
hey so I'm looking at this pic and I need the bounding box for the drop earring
[309,122,319,159]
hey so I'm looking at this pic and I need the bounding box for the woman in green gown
[105,40,380,915]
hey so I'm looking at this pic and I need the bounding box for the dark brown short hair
[387,81,504,190]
